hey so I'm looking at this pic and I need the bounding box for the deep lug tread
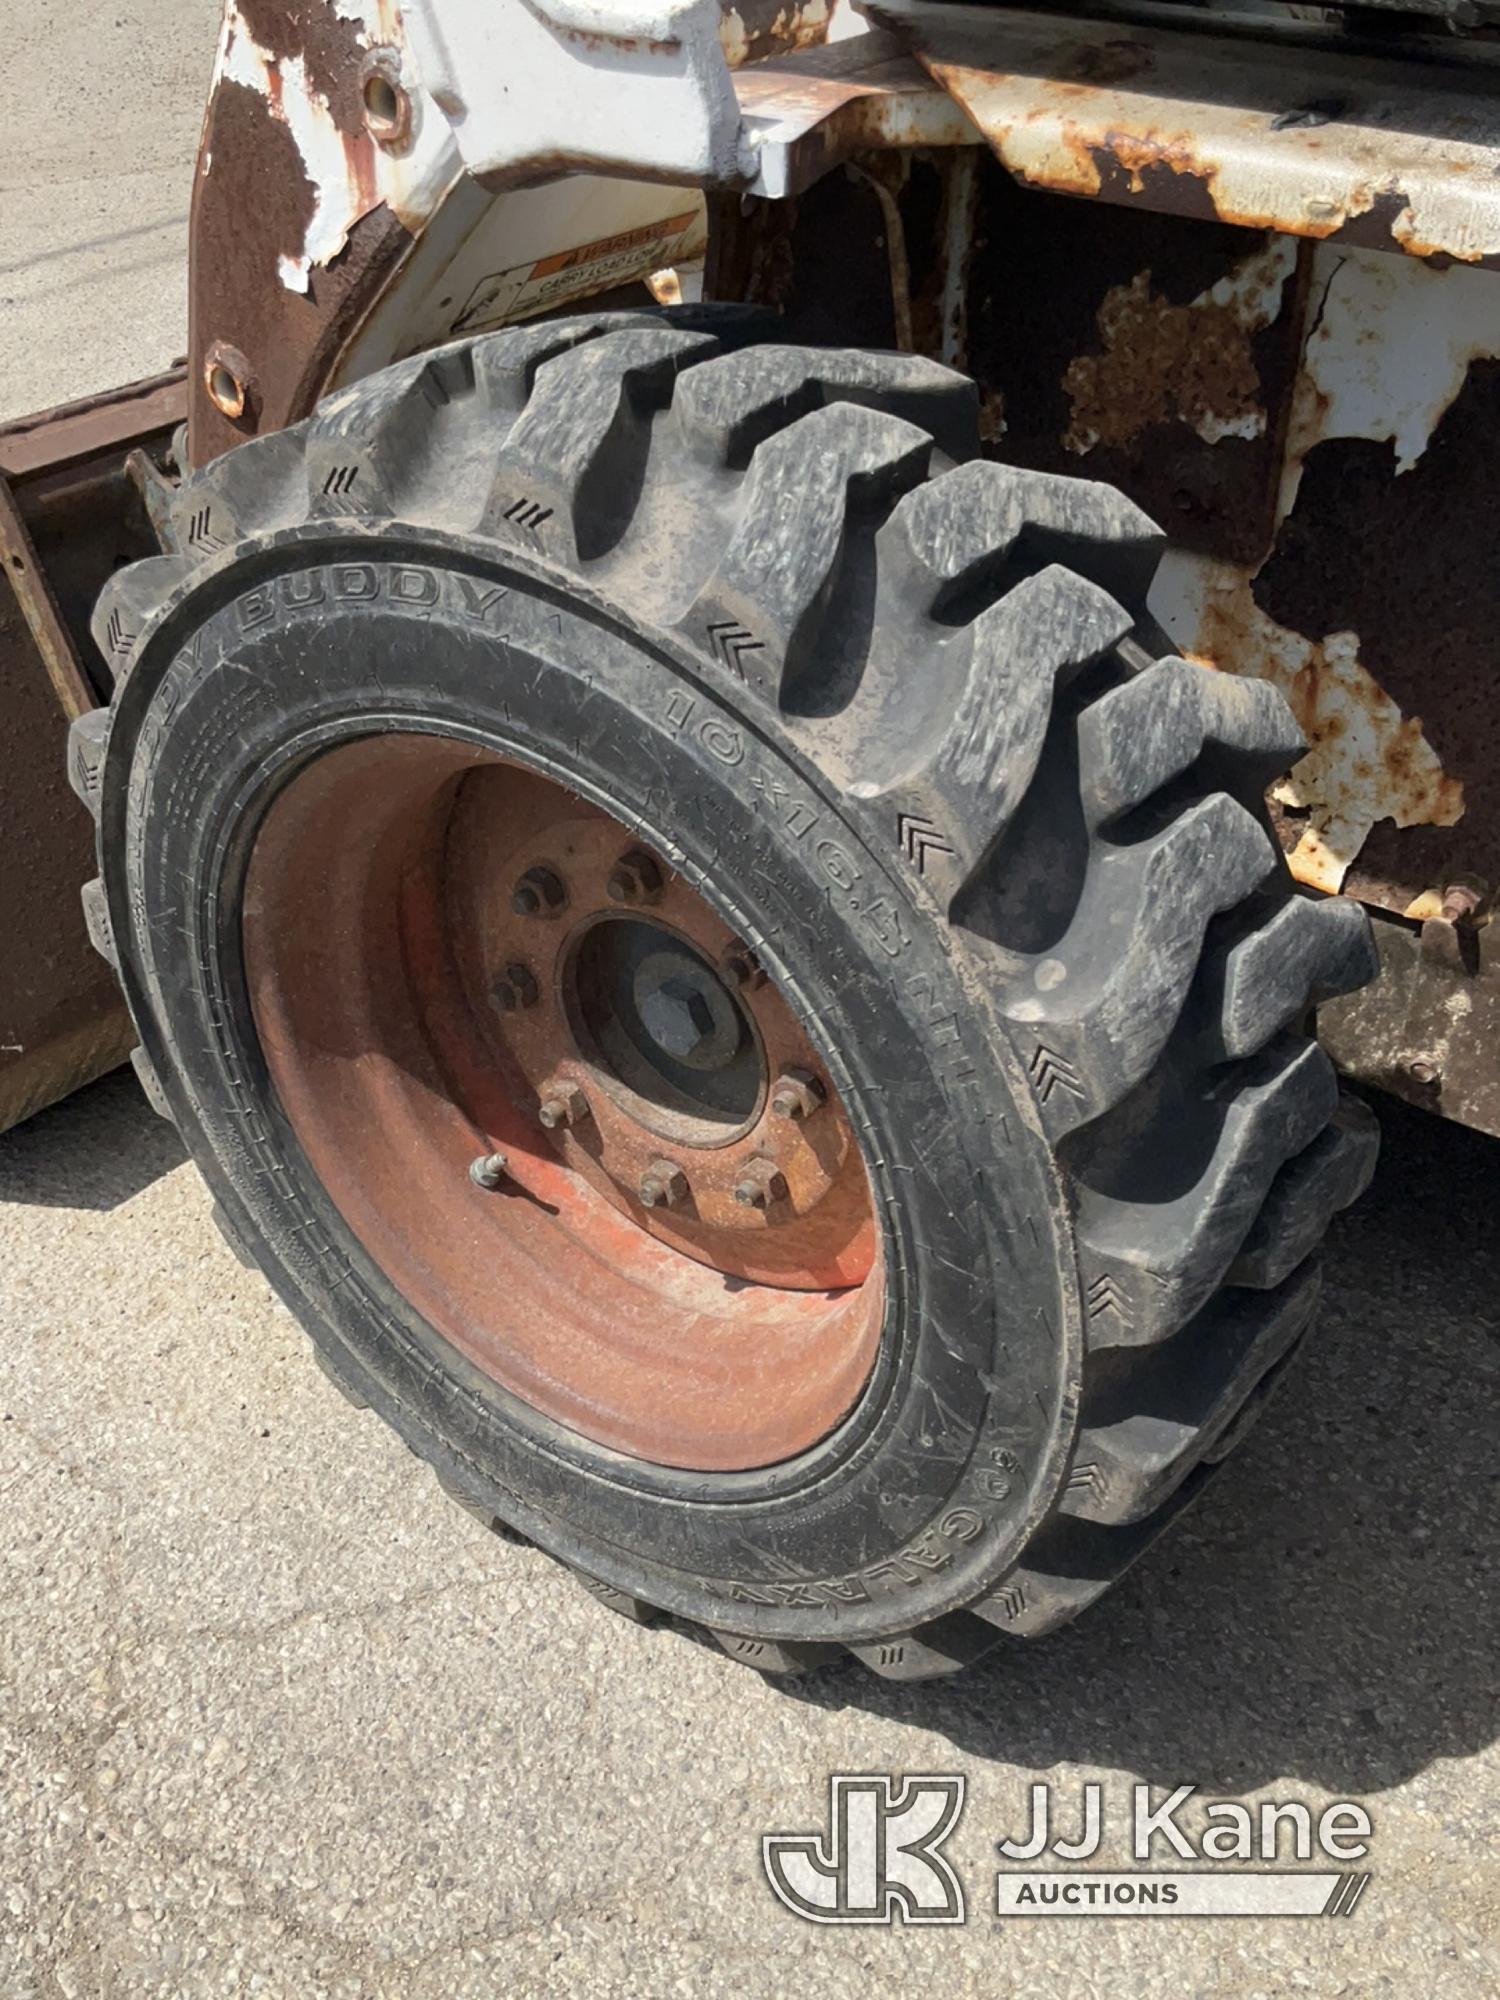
[91,557,195,679]
[975,1468,1215,1637]
[129,1045,173,1122]
[681,403,931,705]
[67,707,110,821]
[1078,656,1304,828]
[304,353,456,522]
[1231,1095,1378,1289]
[875,566,1131,904]
[576,1572,665,1627]
[1204,891,1380,1063]
[672,343,978,468]
[710,1631,841,1675]
[886,457,1165,613]
[79,878,115,967]
[1077,1038,1338,1351]
[1062,1264,1319,1527]
[169,426,320,550]
[487,326,719,564]
[1001,794,1280,1140]
[847,1612,996,1680]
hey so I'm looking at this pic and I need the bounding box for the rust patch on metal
[188,66,409,464]
[1063,238,1293,455]
[1174,569,1463,897]
[187,2,428,465]
[953,155,1306,565]
[721,0,865,68]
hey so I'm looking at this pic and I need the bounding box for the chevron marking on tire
[897,811,955,876]
[187,505,224,551]
[1029,1042,1086,1104]
[322,463,360,497]
[502,497,554,546]
[1066,1460,1107,1498]
[989,1583,1026,1622]
[705,619,765,679]
[1086,1274,1133,1331]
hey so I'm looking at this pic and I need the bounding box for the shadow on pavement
[782,1094,1499,1799]
[0,1067,186,1210]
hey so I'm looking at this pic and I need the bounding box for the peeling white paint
[214,1,457,294]
[1280,243,1500,520]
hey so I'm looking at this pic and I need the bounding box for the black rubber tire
[70,308,1379,1679]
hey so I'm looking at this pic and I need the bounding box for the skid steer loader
[4,0,1496,1679]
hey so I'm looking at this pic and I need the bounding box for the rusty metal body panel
[707,114,1500,1130]
[880,3,1500,269]
[0,379,185,1134]
[15,2,1500,1133]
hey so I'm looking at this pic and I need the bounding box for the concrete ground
[0,0,222,423]
[0,1071,1495,1998]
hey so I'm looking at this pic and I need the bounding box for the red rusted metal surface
[0,382,177,1133]
[188,1,414,466]
[0,369,186,482]
[243,737,882,1472]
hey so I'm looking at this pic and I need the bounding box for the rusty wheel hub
[242,738,882,1473]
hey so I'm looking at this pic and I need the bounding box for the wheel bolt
[722,939,766,991]
[538,1081,590,1131]
[639,1160,689,1210]
[770,1066,826,1121]
[492,961,539,1012]
[734,1158,788,1210]
[606,849,665,907]
[469,1152,509,1190]
[511,866,567,918]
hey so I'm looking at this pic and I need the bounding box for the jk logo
[762,1775,967,1925]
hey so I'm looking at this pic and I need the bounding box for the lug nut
[770,1066,826,1121]
[1407,1055,1441,1087]
[538,1081,590,1131]
[511,866,567,918]
[722,939,766,991]
[606,849,665,907]
[639,1160,689,1210]
[492,961,539,1012]
[734,1158,788,1210]
[468,1152,509,1190]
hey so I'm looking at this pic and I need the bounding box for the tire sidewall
[103,531,1082,1643]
